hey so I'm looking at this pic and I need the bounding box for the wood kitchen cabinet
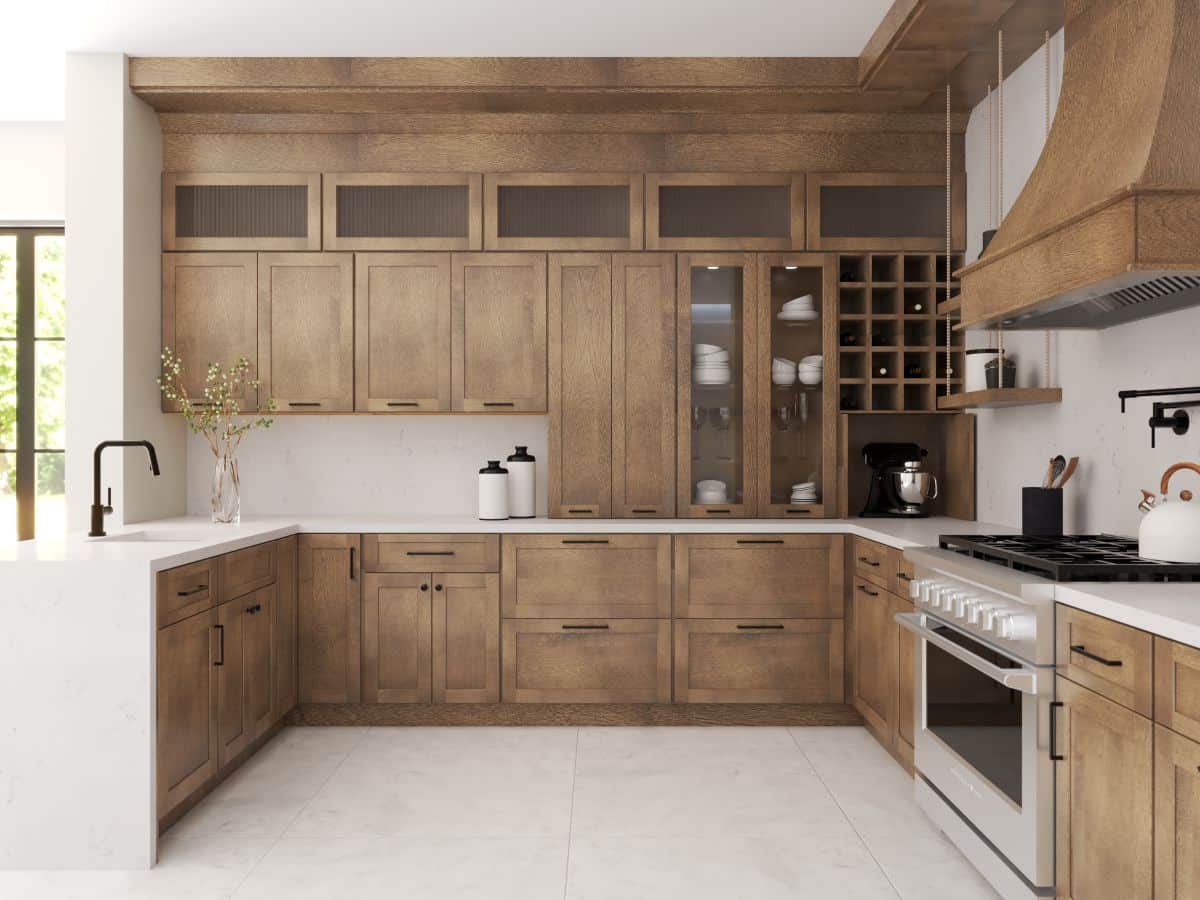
[451,252,547,411]
[298,534,362,704]
[163,172,321,252]
[548,253,612,516]
[433,573,500,703]
[851,575,896,744]
[156,607,219,819]
[362,573,432,703]
[354,252,452,411]
[1054,674,1153,900]
[892,593,916,771]
[258,252,354,412]
[216,585,275,768]
[1155,725,1200,899]
[272,536,298,723]
[162,253,260,413]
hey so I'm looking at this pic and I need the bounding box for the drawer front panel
[1056,604,1153,716]
[1155,637,1200,742]
[674,534,843,618]
[158,560,215,627]
[674,619,844,703]
[219,542,278,603]
[362,534,500,573]
[502,619,671,703]
[502,535,671,618]
[852,536,893,591]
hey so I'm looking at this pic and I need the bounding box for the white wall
[186,417,549,518]
[0,123,64,222]
[65,54,186,532]
[965,31,1200,536]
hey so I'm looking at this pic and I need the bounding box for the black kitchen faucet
[89,440,161,537]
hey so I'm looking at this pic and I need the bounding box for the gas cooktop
[938,534,1200,582]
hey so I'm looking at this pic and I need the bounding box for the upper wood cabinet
[676,253,758,517]
[647,174,804,251]
[163,173,321,251]
[156,607,219,819]
[162,253,259,413]
[298,534,362,704]
[323,173,482,251]
[806,173,965,252]
[354,253,452,411]
[258,252,354,412]
[548,254,612,517]
[485,173,643,251]
[451,253,547,412]
[612,254,676,517]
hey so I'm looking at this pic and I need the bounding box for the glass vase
[211,449,241,524]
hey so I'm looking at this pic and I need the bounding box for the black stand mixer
[860,442,937,518]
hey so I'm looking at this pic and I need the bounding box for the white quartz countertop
[1,514,1010,570]
[1055,582,1200,649]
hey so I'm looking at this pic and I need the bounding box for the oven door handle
[895,612,1039,695]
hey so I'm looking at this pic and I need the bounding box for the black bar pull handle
[288,401,322,408]
[562,539,610,545]
[483,401,516,408]
[736,539,785,545]
[567,508,594,515]
[407,550,456,556]
[1069,645,1123,667]
[704,508,732,514]
[785,508,814,515]
[349,546,356,580]
[897,572,914,582]
[1049,701,1064,761]
[561,624,609,630]
[857,555,881,567]
[631,508,658,515]
[387,401,420,407]
[214,625,225,666]
[737,624,786,630]
[857,584,880,597]
[177,584,208,597]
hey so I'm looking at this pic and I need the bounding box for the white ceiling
[1,0,892,120]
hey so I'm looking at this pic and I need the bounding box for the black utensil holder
[1022,487,1063,536]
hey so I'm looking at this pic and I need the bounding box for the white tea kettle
[1138,462,1200,562]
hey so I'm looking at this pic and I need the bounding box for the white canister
[965,348,999,393]
[478,461,509,520]
[506,446,536,519]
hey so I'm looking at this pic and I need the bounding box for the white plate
[777,310,819,322]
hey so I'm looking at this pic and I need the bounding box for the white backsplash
[964,29,1200,536]
[187,416,549,518]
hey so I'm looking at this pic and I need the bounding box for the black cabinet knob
[420,584,429,591]
[434,584,443,591]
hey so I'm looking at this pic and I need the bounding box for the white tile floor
[0,726,999,899]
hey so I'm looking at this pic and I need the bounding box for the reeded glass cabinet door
[756,254,837,517]
[677,254,756,517]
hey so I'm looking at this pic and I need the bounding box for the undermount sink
[94,530,209,543]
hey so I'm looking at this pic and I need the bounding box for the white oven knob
[921,582,943,606]
[1004,613,1036,640]
[963,598,984,623]
[952,593,975,618]
[942,591,962,616]
[981,605,1007,632]
[994,611,1014,638]
[909,578,923,600]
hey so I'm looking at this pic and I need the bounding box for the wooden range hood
[958,0,1200,330]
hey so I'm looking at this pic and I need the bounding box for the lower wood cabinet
[502,618,671,703]
[299,534,362,704]
[156,607,219,819]
[1155,724,1200,899]
[1054,674,1153,900]
[272,536,299,722]
[851,576,895,742]
[434,573,501,703]
[892,594,916,770]
[673,619,843,703]
[216,585,276,768]
[362,573,432,703]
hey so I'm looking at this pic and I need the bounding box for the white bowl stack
[695,479,728,504]
[790,482,818,505]
[772,356,797,386]
[777,294,819,322]
[797,355,823,386]
[694,343,731,385]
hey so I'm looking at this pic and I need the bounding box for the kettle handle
[1160,462,1200,496]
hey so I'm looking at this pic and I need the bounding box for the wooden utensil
[1054,456,1079,489]
[1042,457,1056,488]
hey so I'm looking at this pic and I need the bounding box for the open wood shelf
[936,387,1063,410]
[838,252,964,413]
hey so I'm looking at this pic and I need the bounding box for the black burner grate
[938,534,1200,582]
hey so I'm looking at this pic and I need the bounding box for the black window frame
[1,225,66,541]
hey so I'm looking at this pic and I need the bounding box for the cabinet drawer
[219,542,278,603]
[1155,637,1200,742]
[895,553,916,598]
[502,619,671,703]
[1056,605,1153,716]
[852,536,893,591]
[157,559,215,627]
[362,534,499,573]
[674,534,844,619]
[673,619,844,703]
[501,534,671,618]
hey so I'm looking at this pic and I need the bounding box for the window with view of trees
[0,228,66,542]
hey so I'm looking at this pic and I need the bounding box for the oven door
[898,611,1054,889]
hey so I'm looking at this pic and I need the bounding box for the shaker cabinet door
[451,253,547,412]
[354,252,452,411]
[433,573,500,704]
[162,253,259,413]
[259,252,354,412]
[850,577,895,744]
[361,572,433,704]
[156,608,219,818]
[298,534,362,704]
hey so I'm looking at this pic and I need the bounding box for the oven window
[925,625,1023,806]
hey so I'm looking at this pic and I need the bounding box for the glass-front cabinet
[677,254,757,517]
[756,254,837,516]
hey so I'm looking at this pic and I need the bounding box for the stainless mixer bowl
[895,471,938,504]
